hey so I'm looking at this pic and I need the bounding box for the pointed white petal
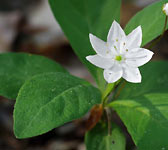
[163,3,168,16]
[89,34,110,57]
[126,26,142,49]
[125,48,154,67]
[122,66,141,83]
[103,64,123,83]
[107,20,126,44]
[86,55,114,69]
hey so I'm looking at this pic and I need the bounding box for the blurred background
[0,0,167,150]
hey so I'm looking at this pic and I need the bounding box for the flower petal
[107,20,126,44]
[122,66,141,83]
[163,3,168,16]
[89,34,110,57]
[103,64,123,83]
[125,48,154,67]
[86,55,114,69]
[126,26,142,49]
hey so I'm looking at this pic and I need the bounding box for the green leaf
[125,0,168,46]
[14,72,101,139]
[0,53,67,100]
[111,94,168,150]
[119,61,168,99]
[49,0,121,91]
[85,122,126,150]
[109,61,168,150]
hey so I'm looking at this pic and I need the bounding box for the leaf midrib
[16,84,90,137]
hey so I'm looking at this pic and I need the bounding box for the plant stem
[148,16,168,49]
[102,83,115,103]
[102,80,121,107]
[105,108,112,136]
[114,80,126,100]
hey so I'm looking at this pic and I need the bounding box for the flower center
[115,55,122,61]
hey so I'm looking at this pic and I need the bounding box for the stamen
[114,46,117,50]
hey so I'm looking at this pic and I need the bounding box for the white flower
[163,3,168,16]
[86,21,154,83]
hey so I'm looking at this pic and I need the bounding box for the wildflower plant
[0,0,168,150]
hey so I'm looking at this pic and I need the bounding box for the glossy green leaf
[125,0,168,46]
[109,61,168,150]
[49,0,121,91]
[14,72,101,139]
[118,61,168,99]
[85,122,126,150]
[0,53,67,100]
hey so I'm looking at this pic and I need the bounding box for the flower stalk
[113,80,127,100]
[102,83,115,103]
[105,108,112,136]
